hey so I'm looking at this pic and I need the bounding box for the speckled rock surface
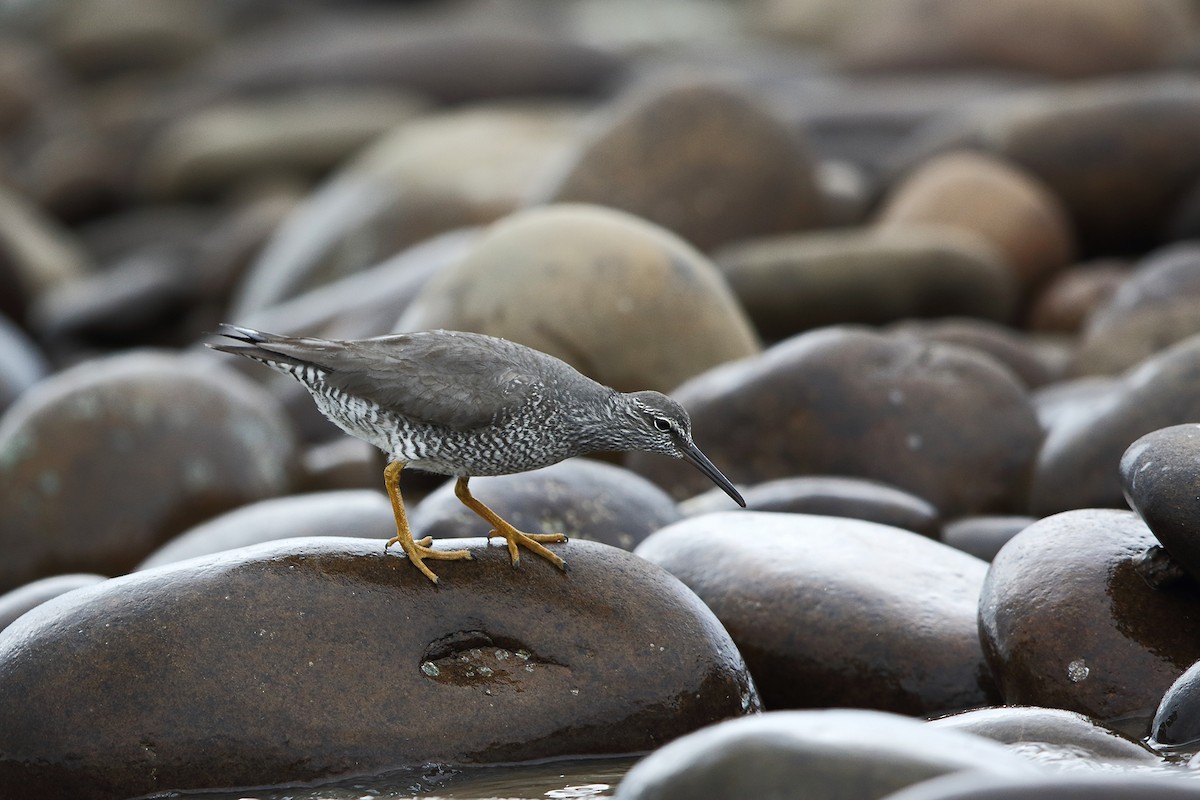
[0,352,297,591]
[637,512,996,715]
[0,537,758,799]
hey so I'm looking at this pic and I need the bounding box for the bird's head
[623,391,745,507]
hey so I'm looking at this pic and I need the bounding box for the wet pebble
[614,709,1040,800]
[928,705,1157,763]
[538,80,822,251]
[627,327,1040,518]
[0,537,758,798]
[1152,657,1200,748]
[410,458,681,552]
[713,226,1017,340]
[1120,424,1200,583]
[0,351,297,591]
[397,203,760,394]
[137,490,396,570]
[979,509,1200,734]
[680,475,940,538]
[881,772,1200,800]
[636,512,997,715]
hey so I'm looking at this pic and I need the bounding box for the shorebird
[209,325,744,582]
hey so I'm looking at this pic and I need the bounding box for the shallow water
[154,755,638,800]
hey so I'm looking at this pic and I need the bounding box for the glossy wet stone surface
[614,709,1040,800]
[0,572,105,632]
[1153,657,1200,747]
[0,351,297,591]
[627,327,1040,518]
[929,706,1156,763]
[979,509,1200,733]
[0,537,757,799]
[410,459,682,552]
[396,203,760,394]
[1121,424,1200,583]
[881,771,1200,800]
[636,512,996,715]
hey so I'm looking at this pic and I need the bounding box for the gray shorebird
[209,325,745,582]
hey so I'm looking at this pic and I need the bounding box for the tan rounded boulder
[876,151,1075,292]
[396,204,760,393]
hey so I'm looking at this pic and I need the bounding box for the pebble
[0,537,758,797]
[880,772,1200,800]
[627,327,1040,518]
[0,572,105,632]
[713,226,1017,341]
[876,150,1075,293]
[940,516,1034,562]
[410,458,681,552]
[396,203,760,394]
[1031,334,1200,516]
[979,509,1200,735]
[680,474,940,537]
[614,709,1040,800]
[0,351,297,591]
[636,512,997,715]
[1120,424,1200,583]
[538,80,822,251]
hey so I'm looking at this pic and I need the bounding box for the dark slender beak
[680,440,745,507]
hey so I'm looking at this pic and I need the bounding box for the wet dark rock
[636,512,996,714]
[1030,375,1119,432]
[410,459,681,553]
[614,709,1039,800]
[397,204,760,394]
[713,227,1017,340]
[888,318,1059,389]
[836,0,1194,78]
[1028,260,1130,334]
[0,352,297,591]
[875,151,1075,293]
[881,772,1200,800]
[1030,334,1200,516]
[929,706,1157,763]
[979,509,1200,734]
[680,475,940,538]
[0,537,758,799]
[627,327,1040,518]
[539,80,821,251]
[1121,424,1200,583]
[940,516,1033,562]
[888,76,1200,254]
[1152,657,1200,747]
[297,438,383,494]
[137,490,396,570]
[0,573,105,632]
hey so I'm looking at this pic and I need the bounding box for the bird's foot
[385,534,472,584]
[491,524,568,571]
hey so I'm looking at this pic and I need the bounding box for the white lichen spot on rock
[37,470,60,497]
[183,458,215,490]
[1067,658,1090,683]
[906,432,923,451]
[421,661,440,677]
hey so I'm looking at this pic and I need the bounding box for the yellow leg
[384,461,471,583]
[454,477,568,571]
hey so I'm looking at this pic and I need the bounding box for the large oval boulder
[636,512,996,715]
[0,352,297,591]
[0,537,758,799]
[396,204,760,393]
[627,327,1041,518]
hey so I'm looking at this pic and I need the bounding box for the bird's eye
[653,417,672,432]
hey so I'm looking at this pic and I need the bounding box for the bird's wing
[309,331,552,430]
